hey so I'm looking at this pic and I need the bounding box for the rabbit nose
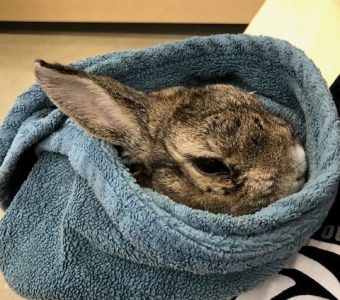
[291,143,307,179]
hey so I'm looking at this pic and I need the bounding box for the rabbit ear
[34,60,151,160]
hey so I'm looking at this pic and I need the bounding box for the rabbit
[34,60,307,216]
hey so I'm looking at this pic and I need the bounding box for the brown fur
[34,60,307,215]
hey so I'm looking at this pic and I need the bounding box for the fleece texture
[0,34,339,300]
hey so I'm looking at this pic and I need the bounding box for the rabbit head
[34,60,307,215]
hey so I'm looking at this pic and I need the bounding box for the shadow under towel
[0,34,339,300]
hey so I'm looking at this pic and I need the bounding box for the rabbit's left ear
[34,60,151,160]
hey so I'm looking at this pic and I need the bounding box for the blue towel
[0,34,339,300]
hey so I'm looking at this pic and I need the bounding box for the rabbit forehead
[165,109,293,166]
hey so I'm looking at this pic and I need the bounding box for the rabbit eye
[192,157,232,175]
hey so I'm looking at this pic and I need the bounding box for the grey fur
[34,60,307,215]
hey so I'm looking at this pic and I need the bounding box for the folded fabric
[0,34,339,300]
[236,76,340,300]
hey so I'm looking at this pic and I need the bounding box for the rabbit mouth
[294,176,307,192]
[296,173,306,182]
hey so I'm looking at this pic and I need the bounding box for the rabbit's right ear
[34,60,151,161]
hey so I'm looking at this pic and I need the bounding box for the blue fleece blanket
[0,34,339,300]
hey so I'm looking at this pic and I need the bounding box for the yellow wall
[0,0,264,24]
